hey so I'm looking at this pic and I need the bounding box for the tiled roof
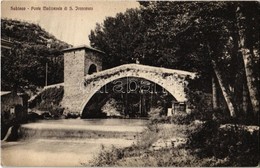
[62,45,105,54]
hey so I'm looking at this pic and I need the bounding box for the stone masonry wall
[63,49,85,114]
[84,51,102,75]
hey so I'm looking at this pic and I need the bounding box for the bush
[37,103,64,118]
[89,145,120,166]
[29,86,64,108]
[149,115,172,124]
[187,120,259,166]
[170,112,194,125]
[149,111,203,125]
[49,105,64,118]
[29,86,64,118]
[186,90,212,114]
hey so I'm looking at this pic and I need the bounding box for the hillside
[1,18,71,91]
[1,18,70,49]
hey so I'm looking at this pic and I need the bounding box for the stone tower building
[62,45,104,115]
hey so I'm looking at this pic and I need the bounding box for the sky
[1,1,140,46]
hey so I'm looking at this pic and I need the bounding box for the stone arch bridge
[60,46,196,116]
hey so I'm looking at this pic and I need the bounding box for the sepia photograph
[1,0,259,167]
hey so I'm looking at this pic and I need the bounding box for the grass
[87,115,259,167]
[88,122,199,167]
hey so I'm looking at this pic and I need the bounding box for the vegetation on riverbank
[88,111,259,167]
[29,86,64,118]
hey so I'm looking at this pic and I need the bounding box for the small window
[88,64,97,75]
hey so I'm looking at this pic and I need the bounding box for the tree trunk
[242,84,248,114]
[212,61,236,117]
[236,6,259,115]
[240,48,259,115]
[212,75,218,110]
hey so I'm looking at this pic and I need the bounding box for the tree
[89,9,146,69]
[89,1,259,119]
[1,19,70,91]
[236,3,259,116]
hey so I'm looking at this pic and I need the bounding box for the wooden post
[45,62,48,86]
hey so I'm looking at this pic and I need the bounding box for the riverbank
[89,122,197,166]
[88,118,259,167]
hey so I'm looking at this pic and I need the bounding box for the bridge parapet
[84,64,196,83]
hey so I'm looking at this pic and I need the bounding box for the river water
[1,119,147,166]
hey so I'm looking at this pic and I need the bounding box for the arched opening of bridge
[88,64,97,75]
[81,77,176,119]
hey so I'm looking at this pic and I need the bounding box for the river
[1,119,147,166]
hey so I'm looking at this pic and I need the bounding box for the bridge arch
[77,64,196,115]
[62,63,196,116]
[79,76,177,115]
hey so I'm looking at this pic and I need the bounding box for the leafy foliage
[29,86,64,108]
[1,19,70,91]
[187,120,259,166]
[90,2,259,115]
[89,9,146,69]
[29,86,64,118]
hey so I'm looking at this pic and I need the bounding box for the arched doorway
[88,64,97,75]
